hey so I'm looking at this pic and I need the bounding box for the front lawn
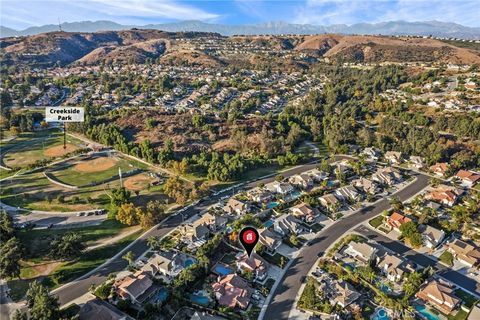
[439,251,454,266]
[369,215,385,228]
[454,289,478,308]
[259,252,290,269]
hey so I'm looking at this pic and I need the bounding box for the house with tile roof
[430,162,450,177]
[455,170,480,187]
[212,274,253,309]
[446,239,480,267]
[386,212,412,232]
[113,271,158,306]
[235,252,268,281]
[416,279,461,314]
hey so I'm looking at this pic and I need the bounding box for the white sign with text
[45,107,85,122]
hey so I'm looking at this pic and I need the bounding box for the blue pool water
[263,219,274,228]
[415,305,441,320]
[190,294,210,306]
[184,258,196,268]
[371,308,390,320]
[327,181,335,187]
[213,263,234,276]
[377,281,393,294]
[154,288,168,303]
[267,201,279,209]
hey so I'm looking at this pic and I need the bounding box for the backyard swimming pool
[263,219,274,228]
[213,263,234,276]
[184,258,196,268]
[414,305,441,320]
[266,201,279,209]
[371,308,390,320]
[190,293,210,306]
[153,288,168,303]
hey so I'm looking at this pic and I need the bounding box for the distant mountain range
[1,20,480,39]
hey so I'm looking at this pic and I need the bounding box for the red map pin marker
[239,226,259,257]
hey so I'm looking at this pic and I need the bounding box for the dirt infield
[124,174,151,191]
[44,144,78,157]
[74,157,117,173]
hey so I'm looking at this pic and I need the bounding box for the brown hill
[0,29,218,67]
[76,39,168,65]
[295,35,480,64]
[160,49,226,68]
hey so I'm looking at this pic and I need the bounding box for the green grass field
[17,219,131,259]
[0,129,84,169]
[7,226,143,301]
[50,156,138,187]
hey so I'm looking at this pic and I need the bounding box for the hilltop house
[289,202,318,224]
[446,239,480,267]
[212,274,253,309]
[113,271,158,306]
[223,198,250,215]
[386,212,412,232]
[274,214,301,235]
[344,241,377,265]
[416,279,461,314]
[235,252,268,281]
[421,225,445,249]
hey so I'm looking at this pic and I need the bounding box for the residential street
[354,225,480,297]
[50,160,326,307]
[263,173,430,320]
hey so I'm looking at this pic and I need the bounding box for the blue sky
[1,0,479,29]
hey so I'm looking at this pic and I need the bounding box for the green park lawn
[1,130,84,169]
[8,229,143,301]
[50,156,138,187]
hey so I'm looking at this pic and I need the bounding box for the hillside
[0,29,219,67]
[295,35,480,64]
[2,30,480,68]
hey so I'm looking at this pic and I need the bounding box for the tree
[289,234,299,247]
[12,310,27,320]
[110,187,131,208]
[49,233,85,260]
[122,251,135,266]
[25,281,60,320]
[0,237,23,279]
[0,210,15,242]
[116,203,141,226]
[163,176,188,204]
[139,209,158,229]
[399,221,423,248]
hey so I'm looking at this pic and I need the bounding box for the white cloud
[293,0,480,27]
[1,0,220,29]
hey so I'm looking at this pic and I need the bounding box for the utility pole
[58,18,62,32]
[63,122,66,149]
[119,167,123,188]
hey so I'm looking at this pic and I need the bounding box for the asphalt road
[264,173,430,320]
[51,160,323,306]
[354,225,480,297]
